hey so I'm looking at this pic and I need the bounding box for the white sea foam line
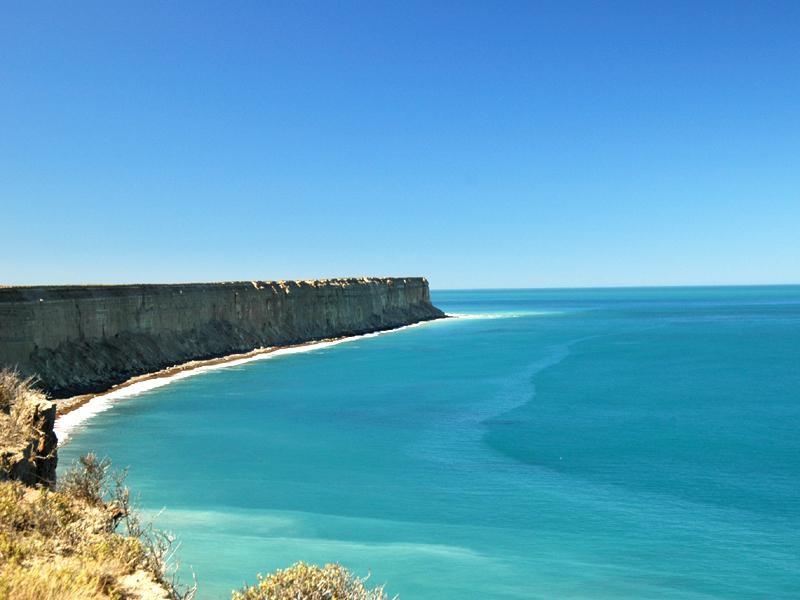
[445,311,561,319]
[55,318,441,445]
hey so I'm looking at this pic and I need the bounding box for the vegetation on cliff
[233,562,390,600]
[0,369,33,449]
[0,453,196,599]
[2,458,390,600]
[0,369,193,600]
[0,369,57,487]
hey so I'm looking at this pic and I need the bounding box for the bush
[0,368,37,415]
[232,562,390,600]
[62,454,197,599]
[0,454,196,600]
[58,454,112,506]
[0,478,138,599]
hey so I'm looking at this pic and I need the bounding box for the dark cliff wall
[0,277,444,398]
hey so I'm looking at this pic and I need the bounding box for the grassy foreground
[233,563,389,600]
[1,452,193,600]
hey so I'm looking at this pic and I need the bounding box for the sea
[58,286,800,599]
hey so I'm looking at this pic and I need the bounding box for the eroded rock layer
[0,277,444,398]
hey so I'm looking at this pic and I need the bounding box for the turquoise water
[59,287,800,599]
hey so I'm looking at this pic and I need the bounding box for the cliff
[0,371,57,487]
[0,277,444,399]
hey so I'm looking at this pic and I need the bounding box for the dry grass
[0,369,38,414]
[0,479,145,599]
[232,562,391,600]
[0,455,196,600]
[0,368,45,450]
[0,560,120,600]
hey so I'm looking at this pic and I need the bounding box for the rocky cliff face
[0,277,444,398]
[0,387,58,487]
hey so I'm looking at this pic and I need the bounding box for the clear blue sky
[1,1,798,289]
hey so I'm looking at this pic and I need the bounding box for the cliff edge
[0,277,444,398]
[0,371,57,487]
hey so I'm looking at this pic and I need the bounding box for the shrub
[59,454,113,506]
[0,368,36,415]
[62,454,197,599]
[232,562,390,600]
[0,479,133,599]
[0,455,196,600]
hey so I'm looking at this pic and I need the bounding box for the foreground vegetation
[233,562,389,600]
[0,369,194,599]
[0,368,393,599]
[0,369,52,470]
[0,454,195,600]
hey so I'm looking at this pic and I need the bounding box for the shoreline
[3,277,441,401]
[54,316,452,444]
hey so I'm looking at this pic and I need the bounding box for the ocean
[58,286,800,598]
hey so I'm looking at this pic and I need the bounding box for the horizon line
[431,282,800,292]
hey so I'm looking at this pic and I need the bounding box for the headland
[0,277,445,399]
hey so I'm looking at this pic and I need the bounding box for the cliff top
[0,277,430,302]
[0,276,427,289]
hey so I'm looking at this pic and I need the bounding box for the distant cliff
[0,277,445,398]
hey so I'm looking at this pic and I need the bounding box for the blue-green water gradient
[59,287,800,598]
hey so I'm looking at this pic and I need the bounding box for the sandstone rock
[0,396,57,487]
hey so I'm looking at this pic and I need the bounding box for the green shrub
[233,562,390,600]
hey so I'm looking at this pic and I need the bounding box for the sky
[1,1,798,289]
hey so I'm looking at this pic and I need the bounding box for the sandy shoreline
[54,316,451,444]
[54,342,320,417]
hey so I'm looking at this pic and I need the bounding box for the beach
[55,317,449,444]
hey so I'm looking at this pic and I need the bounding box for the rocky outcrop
[0,277,444,398]
[0,395,58,487]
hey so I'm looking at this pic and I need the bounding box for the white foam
[55,319,439,445]
[446,311,560,319]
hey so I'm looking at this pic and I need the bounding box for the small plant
[58,454,112,505]
[232,562,391,600]
[57,454,197,600]
[111,472,196,600]
[0,368,37,415]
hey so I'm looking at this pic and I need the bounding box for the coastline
[2,277,442,399]
[55,315,451,445]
